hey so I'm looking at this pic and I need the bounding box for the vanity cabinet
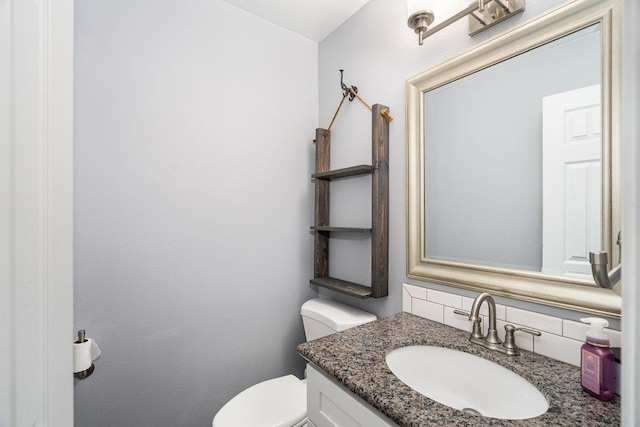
[306,364,396,427]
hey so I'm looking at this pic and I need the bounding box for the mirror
[407,0,621,317]
[425,25,602,274]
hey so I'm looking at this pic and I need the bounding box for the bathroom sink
[385,346,548,420]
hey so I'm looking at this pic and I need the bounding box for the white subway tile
[608,329,622,348]
[533,333,582,367]
[413,299,444,323]
[462,297,474,312]
[403,283,427,300]
[466,298,490,316]
[496,320,534,352]
[444,307,473,332]
[506,307,562,335]
[562,319,589,341]
[562,319,622,348]
[409,287,613,367]
[427,289,462,308]
[481,315,488,336]
[493,303,506,321]
[402,288,412,313]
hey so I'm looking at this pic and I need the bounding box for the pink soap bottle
[580,317,616,401]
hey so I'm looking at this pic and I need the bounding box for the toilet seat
[212,375,307,427]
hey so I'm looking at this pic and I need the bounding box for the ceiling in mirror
[406,0,622,317]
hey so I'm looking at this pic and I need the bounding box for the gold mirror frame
[407,0,622,318]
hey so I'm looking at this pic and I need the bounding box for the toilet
[212,298,377,427]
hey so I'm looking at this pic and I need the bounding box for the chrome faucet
[455,292,541,356]
[589,251,621,289]
[589,231,622,290]
[469,293,502,348]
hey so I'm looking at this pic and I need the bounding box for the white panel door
[542,84,601,277]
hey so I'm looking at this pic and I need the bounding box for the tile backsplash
[403,284,621,367]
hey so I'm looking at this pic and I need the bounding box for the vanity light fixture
[407,0,525,45]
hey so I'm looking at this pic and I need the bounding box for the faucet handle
[453,309,471,317]
[453,309,484,321]
[454,310,483,339]
[514,326,542,337]
[503,324,541,355]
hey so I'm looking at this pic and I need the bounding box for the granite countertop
[297,312,620,426]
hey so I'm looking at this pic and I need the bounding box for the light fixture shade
[408,0,471,24]
[407,0,435,18]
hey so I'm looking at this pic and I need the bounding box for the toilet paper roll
[73,338,101,373]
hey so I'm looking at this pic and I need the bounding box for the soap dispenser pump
[580,317,615,401]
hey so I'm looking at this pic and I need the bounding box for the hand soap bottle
[580,317,615,401]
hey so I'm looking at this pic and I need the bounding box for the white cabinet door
[542,84,601,278]
[306,364,397,427]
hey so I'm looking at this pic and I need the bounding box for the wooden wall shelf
[310,104,389,299]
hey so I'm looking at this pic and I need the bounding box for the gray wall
[316,0,621,326]
[73,1,317,425]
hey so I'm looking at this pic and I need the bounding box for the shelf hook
[340,69,357,101]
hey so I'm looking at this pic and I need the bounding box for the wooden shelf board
[310,277,372,299]
[312,165,373,181]
[311,226,372,233]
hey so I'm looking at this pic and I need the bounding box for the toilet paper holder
[74,329,95,379]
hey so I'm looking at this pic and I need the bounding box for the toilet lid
[213,375,307,427]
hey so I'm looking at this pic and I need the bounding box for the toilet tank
[300,298,377,341]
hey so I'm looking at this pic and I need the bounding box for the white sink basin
[386,346,548,420]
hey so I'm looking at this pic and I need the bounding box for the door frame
[621,0,640,423]
[0,0,74,425]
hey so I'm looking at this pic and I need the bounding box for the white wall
[74,1,317,425]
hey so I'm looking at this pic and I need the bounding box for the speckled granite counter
[297,312,620,426]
